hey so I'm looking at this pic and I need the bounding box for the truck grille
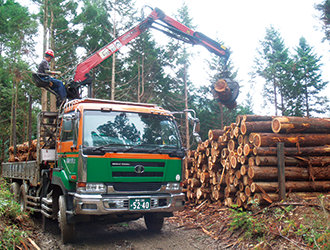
[112,182,162,192]
[112,172,163,177]
[111,161,165,178]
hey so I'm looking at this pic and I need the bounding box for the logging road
[32,217,223,250]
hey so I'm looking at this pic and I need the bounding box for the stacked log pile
[184,115,330,207]
[8,139,38,162]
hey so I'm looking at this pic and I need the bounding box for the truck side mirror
[63,118,73,132]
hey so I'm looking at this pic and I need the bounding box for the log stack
[184,115,330,207]
[8,139,38,162]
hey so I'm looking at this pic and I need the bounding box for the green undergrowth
[0,178,29,249]
[228,198,329,249]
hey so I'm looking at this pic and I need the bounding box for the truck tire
[10,182,20,202]
[58,195,75,244]
[19,185,27,212]
[144,213,164,233]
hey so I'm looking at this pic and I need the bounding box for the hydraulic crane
[34,7,239,108]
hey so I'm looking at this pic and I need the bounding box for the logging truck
[2,98,197,243]
[1,7,239,244]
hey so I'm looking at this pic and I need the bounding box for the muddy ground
[32,216,225,250]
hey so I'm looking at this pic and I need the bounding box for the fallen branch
[27,237,41,250]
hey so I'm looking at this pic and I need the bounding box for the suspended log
[213,79,237,109]
[248,165,330,181]
[253,145,330,156]
[272,117,330,134]
[253,133,330,148]
[240,121,273,135]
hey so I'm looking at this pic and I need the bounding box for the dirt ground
[3,194,328,249]
[31,216,225,250]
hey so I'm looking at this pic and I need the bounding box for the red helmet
[45,49,54,58]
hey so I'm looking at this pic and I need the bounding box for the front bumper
[72,193,185,215]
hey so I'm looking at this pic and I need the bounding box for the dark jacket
[38,58,49,74]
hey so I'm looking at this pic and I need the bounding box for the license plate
[129,198,151,210]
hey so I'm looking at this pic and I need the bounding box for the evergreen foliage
[0,0,328,159]
[254,27,328,117]
[292,37,328,116]
[0,0,38,162]
[316,0,330,41]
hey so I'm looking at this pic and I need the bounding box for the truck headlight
[166,183,180,191]
[77,182,106,193]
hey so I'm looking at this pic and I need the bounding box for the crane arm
[73,7,229,84]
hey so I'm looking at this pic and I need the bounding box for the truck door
[58,111,79,179]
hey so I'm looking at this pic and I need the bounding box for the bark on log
[253,145,330,156]
[240,121,273,135]
[272,117,330,134]
[253,133,330,148]
[255,156,330,167]
[248,165,330,181]
[251,181,330,193]
[242,115,275,122]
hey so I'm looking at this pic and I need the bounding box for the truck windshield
[83,110,181,149]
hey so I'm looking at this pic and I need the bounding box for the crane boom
[73,7,229,84]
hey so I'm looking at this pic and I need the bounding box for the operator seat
[32,72,51,88]
[31,72,60,99]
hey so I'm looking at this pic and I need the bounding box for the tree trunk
[184,62,190,150]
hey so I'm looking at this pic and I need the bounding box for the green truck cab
[1,98,193,243]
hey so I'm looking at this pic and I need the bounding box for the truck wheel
[19,185,27,212]
[10,182,20,202]
[58,195,75,244]
[144,213,164,233]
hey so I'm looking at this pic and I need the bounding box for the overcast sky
[136,0,329,115]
